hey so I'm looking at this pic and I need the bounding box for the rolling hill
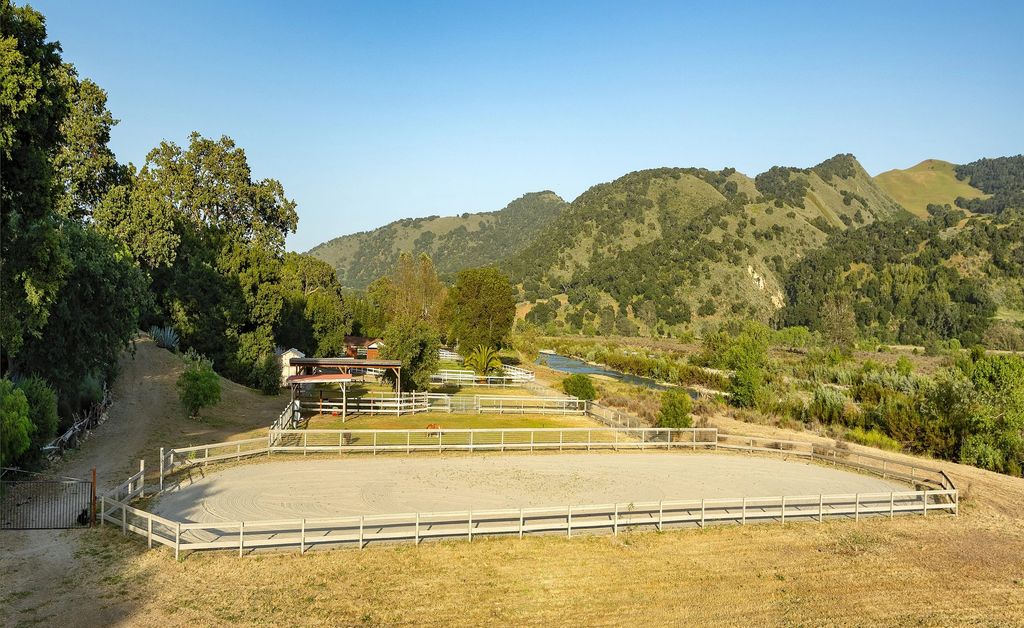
[511,154,907,333]
[307,191,567,288]
[875,159,988,217]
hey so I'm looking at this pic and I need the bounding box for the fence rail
[295,394,583,418]
[430,367,535,387]
[268,427,717,455]
[104,487,957,559]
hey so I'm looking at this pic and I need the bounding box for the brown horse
[425,423,443,437]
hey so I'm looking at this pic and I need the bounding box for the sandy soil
[152,453,906,523]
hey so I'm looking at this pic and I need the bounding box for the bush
[176,350,221,419]
[1,380,33,466]
[728,365,764,408]
[562,374,596,401]
[17,376,59,466]
[253,353,281,395]
[809,386,846,424]
[843,427,901,452]
[657,388,693,428]
[149,325,180,351]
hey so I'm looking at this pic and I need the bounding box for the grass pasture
[875,159,987,217]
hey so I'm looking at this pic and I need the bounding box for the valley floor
[2,339,1023,626]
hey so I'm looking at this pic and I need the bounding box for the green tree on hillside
[444,267,516,351]
[381,317,440,391]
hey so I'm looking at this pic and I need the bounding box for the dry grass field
[2,338,1023,627]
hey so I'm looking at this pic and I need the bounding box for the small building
[344,336,383,359]
[276,347,306,387]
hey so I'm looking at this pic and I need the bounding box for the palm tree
[463,346,502,376]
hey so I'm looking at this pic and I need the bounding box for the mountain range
[308,153,1023,344]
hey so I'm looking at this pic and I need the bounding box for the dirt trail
[0,336,278,626]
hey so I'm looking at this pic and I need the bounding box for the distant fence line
[159,427,719,486]
[295,393,583,419]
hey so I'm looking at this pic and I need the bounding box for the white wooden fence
[100,487,957,560]
[430,367,535,387]
[296,393,582,418]
[269,427,717,455]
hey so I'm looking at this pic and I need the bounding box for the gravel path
[153,452,907,522]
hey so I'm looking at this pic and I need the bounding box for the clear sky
[33,0,1024,251]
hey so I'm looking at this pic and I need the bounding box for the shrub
[657,388,693,428]
[16,376,59,466]
[149,325,180,351]
[1,380,33,466]
[728,365,764,408]
[562,374,596,401]
[253,353,281,395]
[176,350,221,419]
[809,386,846,424]
[844,427,901,452]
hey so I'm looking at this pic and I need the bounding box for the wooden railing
[102,487,957,559]
[267,427,718,455]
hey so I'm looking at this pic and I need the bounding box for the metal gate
[0,469,95,530]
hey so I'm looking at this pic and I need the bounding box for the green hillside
[308,191,568,288]
[875,159,988,217]
[512,154,906,334]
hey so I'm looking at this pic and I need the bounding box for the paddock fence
[101,486,957,560]
[294,393,583,419]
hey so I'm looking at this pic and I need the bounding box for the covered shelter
[285,372,354,420]
[287,357,404,394]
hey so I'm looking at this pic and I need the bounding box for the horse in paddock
[425,423,443,438]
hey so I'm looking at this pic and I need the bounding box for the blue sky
[34,0,1024,251]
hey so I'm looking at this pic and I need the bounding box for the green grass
[306,412,600,431]
[875,159,987,218]
[843,427,902,452]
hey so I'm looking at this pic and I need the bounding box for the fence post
[855,494,860,521]
[268,431,273,457]
[781,496,786,524]
[122,503,127,535]
[470,430,475,452]
[559,430,563,452]
[530,431,534,452]
[588,430,591,451]
[100,496,105,527]
[159,447,165,491]
[373,432,378,456]
[415,513,420,545]
[359,515,365,549]
[303,432,308,456]
[239,521,244,557]
[567,506,572,538]
[300,518,306,554]
[468,510,473,542]
[175,522,181,561]
[139,460,145,498]
[147,515,153,548]
[954,491,959,516]
[407,432,411,454]
[519,508,524,538]
[819,495,824,523]
[613,504,619,535]
[439,431,443,453]
[700,499,705,529]
[692,430,696,451]
[922,490,928,516]
[742,497,747,525]
[658,501,664,531]
[500,430,505,452]
[890,493,894,519]
[614,430,618,451]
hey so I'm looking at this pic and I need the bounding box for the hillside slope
[308,191,567,288]
[512,154,906,333]
[875,159,987,217]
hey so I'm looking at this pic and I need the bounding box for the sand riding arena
[97,402,958,559]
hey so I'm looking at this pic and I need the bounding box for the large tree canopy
[444,266,516,351]
[0,1,71,360]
